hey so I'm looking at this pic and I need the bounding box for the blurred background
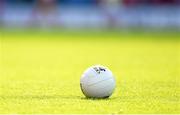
[0,0,180,29]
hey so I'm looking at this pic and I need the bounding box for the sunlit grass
[0,30,180,113]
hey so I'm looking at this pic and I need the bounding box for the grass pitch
[0,30,180,114]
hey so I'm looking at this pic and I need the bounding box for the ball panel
[86,78,115,98]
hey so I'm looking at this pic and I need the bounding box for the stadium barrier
[1,5,180,28]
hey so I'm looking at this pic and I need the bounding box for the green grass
[0,30,180,113]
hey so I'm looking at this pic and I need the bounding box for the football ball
[80,65,116,98]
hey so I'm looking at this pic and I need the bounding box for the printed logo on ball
[93,67,106,74]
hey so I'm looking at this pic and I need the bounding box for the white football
[80,65,116,98]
